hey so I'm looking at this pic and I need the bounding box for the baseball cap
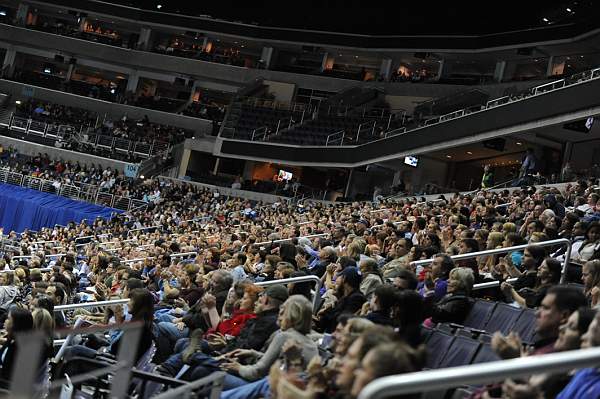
[265,284,289,302]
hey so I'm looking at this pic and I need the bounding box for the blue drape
[0,183,121,233]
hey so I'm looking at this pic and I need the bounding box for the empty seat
[437,334,480,369]
[484,303,523,335]
[513,308,536,344]
[426,330,455,369]
[471,341,500,364]
[463,299,497,330]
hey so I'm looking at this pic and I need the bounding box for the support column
[137,27,152,51]
[436,59,445,81]
[16,3,29,26]
[126,70,139,93]
[213,157,220,175]
[546,55,555,77]
[65,61,75,81]
[380,58,392,81]
[260,47,273,69]
[493,60,506,82]
[2,46,16,78]
[178,148,191,178]
[344,168,354,198]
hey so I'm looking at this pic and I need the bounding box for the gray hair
[449,267,474,294]
[281,295,313,335]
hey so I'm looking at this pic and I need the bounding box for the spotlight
[542,17,549,22]
[156,4,162,9]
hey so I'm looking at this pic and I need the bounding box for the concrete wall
[264,80,296,103]
[158,176,286,203]
[0,135,131,172]
[384,95,433,113]
[0,79,213,135]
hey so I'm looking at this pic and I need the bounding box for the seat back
[483,303,523,335]
[463,299,496,330]
[437,335,480,369]
[471,342,501,364]
[513,308,536,344]
[425,330,455,369]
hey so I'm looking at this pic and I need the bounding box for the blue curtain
[0,183,121,233]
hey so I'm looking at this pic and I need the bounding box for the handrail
[54,298,130,311]
[0,267,52,273]
[251,233,329,248]
[410,238,572,283]
[170,251,197,258]
[151,371,226,399]
[121,257,155,263]
[358,347,600,399]
[255,275,322,313]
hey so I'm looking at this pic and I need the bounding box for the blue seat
[463,299,496,330]
[437,335,480,368]
[484,303,523,335]
[425,330,455,369]
[513,308,536,344]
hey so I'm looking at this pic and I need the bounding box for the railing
[54,298,130,311]
[325,130,345,146]
[256,275,323,313]
[250,126,267,141]
[383,66,600,140]
[3,114,168,159]
[358,347,600,399]
[410,238,572,286]
[356,120,376,142]
[151,371,225,399]
[0,167,145,212]
[250,233,329,249]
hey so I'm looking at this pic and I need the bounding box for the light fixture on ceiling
[156,4,162,9]
[542,17,549,22]
[566,7,572,12]
[516,142,522,145]
[466,151,473,155]
[446,155,452,159]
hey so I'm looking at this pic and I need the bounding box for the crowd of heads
[0,171,598,397]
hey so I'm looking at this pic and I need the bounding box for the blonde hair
[487,232,504,249]
[449,267,475,294]
[503,223,517,234]
[32,308,55,334]
[281,295,313,334]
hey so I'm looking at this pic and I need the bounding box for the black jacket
[225,308,279,352]
[429,292,473,325]
[319,289,366,333]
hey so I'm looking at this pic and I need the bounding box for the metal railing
[5,114,168,159]
[358,347,600,399]
[0,167,145,212]
[250,233,329,248]
[54,298,130,312]
[410,238,572,287]
[325,130,345,146]
[256,275,322,313]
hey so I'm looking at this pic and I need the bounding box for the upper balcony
[213,67,600,166]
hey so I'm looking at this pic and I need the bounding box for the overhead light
[15,100,21,105]
[516,142,522,145]
[140,175,145,179]
[466,151,473,155]
[156,4,162,9]
[542,17,549,22]
[446,155,452,159]
[566,7,572,12]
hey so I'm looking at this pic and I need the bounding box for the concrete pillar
[562,141,573,170]
[493,60,506,82]
[213,157,220,175]
[178,148,191,178]
[546,55,555,77]
[2,46,16,78]
[436,59,445,81]
[126,70,139,93]
[380,58,392,81]
[137,27,152,51]
[16,3,28,26]
[344,168,354,198]
[65,61,75,81]
[260,47,273,69]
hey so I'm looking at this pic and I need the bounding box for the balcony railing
[0,167,148,212]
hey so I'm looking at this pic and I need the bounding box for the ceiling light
[542,17,549,22]
[566,7,572,12]
[446,155,452,159]
[156,4,162,9]
[516,142,522,145]
[466,151,473,155]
